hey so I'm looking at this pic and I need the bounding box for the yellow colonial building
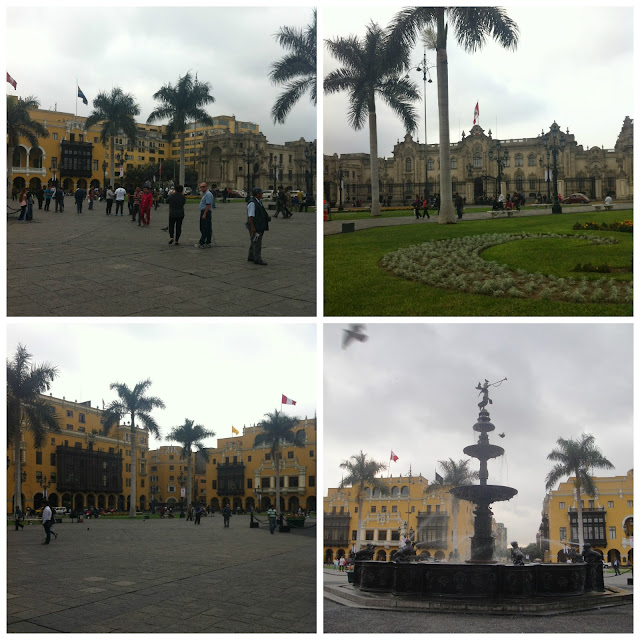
[203,419,317,514]
[7,394,150,514]
[539,469,634,565]
[324,475,490,564]
[8,98,316,196]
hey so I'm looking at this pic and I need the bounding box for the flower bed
[380,233,632,304]
[572,220,633,233]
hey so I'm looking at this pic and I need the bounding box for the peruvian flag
[390,450,399,462]
[6,72,17,89]
[282,394,296,405]
[473,101,479,125]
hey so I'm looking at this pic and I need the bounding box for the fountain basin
[462,443,504,460]
[354,561,604,599]
[450,484,518,503]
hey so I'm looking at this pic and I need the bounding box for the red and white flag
[282,394,296,405]
[6,72,17,89]
[473,101,479,125]
[390,450,399,462]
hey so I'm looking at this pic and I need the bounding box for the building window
[289,477,299,488]
[365,530,374,541]
[51,157,57,169]
[211,480,217,489]
[309,476,315,487]
[588,500,595,509]
[78,426,85,433]
[405,157,412,172]
[66,410,73,418]
[248,456,251,462]
[427,505,432,514]
[36,471,43,482]
[53,133,58,140]
[428,159,434,171]
[609,526,616,539]
[391,505,397,513]
[378,530,388,541]
[288,451,294,459]
[36,451,42,465]
[371,506,377,513]
[168,485,175,492]
[451,157,457,169]
[352,530,357,540]
[608,501,614,508]
[169,476,174,481]
[261,477,270,489]
[435,504,440,513]
[51,473,57,482]
[50,453,56,466]
[310,450,314,457]
[528,154,536,166]
[51,438,55,446]
[515,154,523,167]
[391,530,400,541]
[473,153,482,168]
[247,478,253,489]
[559,502,565,509]
[560,527,567,540]
[265,454,271,461]
[628,500,633,508]
[381,506,387,513]
[169,465,174,470]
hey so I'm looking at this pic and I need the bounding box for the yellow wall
[323,476,479,563]
[543,469,634,564]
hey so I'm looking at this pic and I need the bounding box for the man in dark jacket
[246,187,270,265]
[74,186,86,213]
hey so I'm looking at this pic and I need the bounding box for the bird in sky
[342,324,368,349]
[499,433,505,438]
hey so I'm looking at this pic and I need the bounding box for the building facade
[8,101,316,195]
[203,419,317,514]
[7,394,150,514]
[324,117,633,207]
[324,475,487,564]
[539,469,634,565]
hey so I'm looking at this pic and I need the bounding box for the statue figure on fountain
[510,541,525,565]
[353,543,375,561]
[582,543,603,564]
[476,380,493,410]
[392,540,417,562]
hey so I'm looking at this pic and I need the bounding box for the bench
[592,204,614,211]
[488,210,514,218]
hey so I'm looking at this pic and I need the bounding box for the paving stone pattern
[7,516,316,633]
[7,199,316,317]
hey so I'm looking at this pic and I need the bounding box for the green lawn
[324,209,633,316]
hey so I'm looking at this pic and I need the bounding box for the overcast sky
[7,323,316,450]
[323,5,634,157]
[324,323,633,546]
[5,5,316,147]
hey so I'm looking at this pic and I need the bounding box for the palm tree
[7,96,49,190]
[260,409,301,517]
[325,21,419,217]
[339,450,387,551]
[545,434,614,553]
[389,7,519,223]
[434,458,479,560]
[102,379,165,518]
[7,345,61,512]
[147,72,215,186]
[166,419,215,508]
[270,9,317,124]
[84,88,141,188]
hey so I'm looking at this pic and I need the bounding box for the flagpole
[75,78,78,117]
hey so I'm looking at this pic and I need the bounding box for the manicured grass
[324,209,633,316]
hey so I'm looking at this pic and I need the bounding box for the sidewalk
[7,515,316,633]
[7,199,316,316]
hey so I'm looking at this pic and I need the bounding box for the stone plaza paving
[7,515,316,633]
[6,198,316,316]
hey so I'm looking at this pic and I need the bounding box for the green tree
[7,96,49,190]
[545,434,614,552]
[389,7,519,223]
[166,419,215,507]
[325,21,419,217]
[102,379,165,517]
[434,458,479,559]
[84,88,141,187]
[270,9,317,124]
[147,72,215,186]
[260,409,302,517]
[7,345,61,512]
[339,450,388,551]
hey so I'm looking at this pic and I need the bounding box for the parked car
[228,189,247,198]
[562,193,589,204]
[53,507,67,516]
[262,190,275,200]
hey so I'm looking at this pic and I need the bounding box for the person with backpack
[14,505,24,530]
[41,501,53,544]
[274,186,286,218]
[246,187,270,265]
[267,506,277,534]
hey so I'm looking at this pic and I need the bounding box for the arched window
[405,157,412,172]
[515,176,523,191]
[364,487,371,498]
[428,159,434,171]
[391,486,399,497]
[450,157,457,169]
[515,154,523,167]
[372,487,380,498]
[400,486,409,496]
[473,153,482,169]
[528,154,536,166]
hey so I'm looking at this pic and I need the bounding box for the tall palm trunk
[8,146,15,191]
[368,96,381,217]
[187,453,193,506]
[436,10,455,224]
[355,496,364,551]
[275,451,281,517]
[110,139,116,186]
[451,497,459,558]
[576,486,584,552]
[129,428,137,518]
[179,133,186,186]
[14,433,22,512]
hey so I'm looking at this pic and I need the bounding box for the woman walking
[18,188,27,220]
[140,186,153,226]
[105,186,114,215]
[167,185,186,244]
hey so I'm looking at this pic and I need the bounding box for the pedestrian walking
[454,192,463,219]
[41,501,52,544]
[18,188,27,220]
[54,187,65,212]
[74,186,86,213]
[274,186,286,218]
[114,184,126,216]
[339,556,346,572]
[26,189,34,221]
[88,186,95,210]
[195,506,202,525]
[132,187,143,224]
[613,558,621,575]
[167,185,186,245]
[105,186,114,215]
[186,504,193,521]
[246,187,270,265]
[35,185,44,209]
[14,506,24,530]
[422,197,430,219]
[412,195,421,220]
[140,186,153,226]
[222,504,231,528]
[267,506,277,534]
[44,186,53,210]
[194,182,214,248]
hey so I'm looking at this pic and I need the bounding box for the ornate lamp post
[337,161,344,211]
[304,141,315,204]
[242,143,256,195]
[488,139,509,200]
[407,51,434,203]
[102,160,108,188]
[255,485,263,513]
[38,474,53,502]
[268,157,274,190]
[177,472,187,509]
[543,122,565,213]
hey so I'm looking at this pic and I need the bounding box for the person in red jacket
[140,186,153,226]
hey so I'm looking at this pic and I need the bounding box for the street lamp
[304,141,315,204]
[336,161,344,211]
[543,122,565,213]
[242,143,256,195]
[255,485,263,513]
[38,475,53,501]
[407,51,434,204]
[488,139,509,201]
[102,160,108,188]
[177,472,187,509]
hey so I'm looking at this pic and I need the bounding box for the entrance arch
[245,497,255,511]
[76,179,87,189]
[98,494,106,510]
[306,496,316,513]
[288,496,300,513]
[233,497,242,511]
[260,497,271,511]
[74,494,84,511]
[376,549,387,561]
[33,493,44,511]
[210,498,220,511]
[61,493,73,509]
[108,495,115,509]
[48,493,59,507]
[12,176,26,191]
[29,177,42,190]
[325,549,333,564]
[87,494,95,508]
[139,496,146,511]
[117,495,125,511]
[434,550,445,561]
